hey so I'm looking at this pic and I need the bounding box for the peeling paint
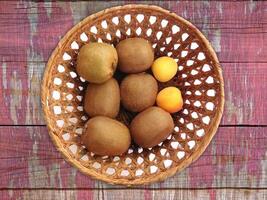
[8,179,14,198]
[225,81,239,124]
[70,1,89,24]
[27,2,38,36]
[25,52,44,124]
[28,141,49,187]
[44,1,52,18]
[22,190,76,200]
[211,29,221,52]
[259,154,267,187]
[248,1,257,13]
[10,71,22,124]
[216,2,223,16]
[0,1,266,195]
[2,61,7,89]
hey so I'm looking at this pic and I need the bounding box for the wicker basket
[41,4,224,185]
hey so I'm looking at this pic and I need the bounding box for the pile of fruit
[76,38,183,156]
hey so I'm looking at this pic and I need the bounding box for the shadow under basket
[41,4,224,185]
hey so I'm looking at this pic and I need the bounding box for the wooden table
[0,1,266,199]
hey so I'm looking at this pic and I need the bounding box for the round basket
[41,4,224,185]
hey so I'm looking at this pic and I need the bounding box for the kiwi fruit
[81,116,131,156]
[77,42,118,83]
[84,78,120,118]
[116,38,154,73]
[120,73,158,112]
[130,106,174,148]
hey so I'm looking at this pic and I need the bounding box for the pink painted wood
[0,127,266,189]
[0,1,266,199]
[1,189,267,200]
[0,1,266,125]
[0,62,266,125]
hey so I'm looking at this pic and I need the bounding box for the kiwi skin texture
[120,73,158,112]
[84,78,120,118]
[116,38,154,73]
[77,42,118,84]
[130,106,174,148]
[81,116,131,156]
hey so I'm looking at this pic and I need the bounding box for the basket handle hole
[163,159,172,168]
[182,33,189,41]
[190,42,199,50]
[149,16,157,24]
[106,168,115,175]
[80,32,88,42]
[71,41,79,49]
[156,31,163,40]
[197,52,205,60]
[124,14,131,24]
[63,53,71,61]
[172,25,180,34]
[161,19,169,28]
[135,27,142,36]
[111,16,118,25]
[101,20,108,29]
[69,144,78,154]
[116,30,121,38]
[150,165,158,174]
[136,14,144,23]
[52,90,60,100]
[146,28,152,37]
[90,26,98,34]
[202,64,211,72]
[206,102,215,111]
[187,140,196,150]
[54,77,62,85]
[177,151,185,159]
[135,169,143,176]
[53,106,61,115]
[202,116,210,125]
[196,129,205,137]
[207,89,216,97]
[121,170,130,177]
[62,133,70,141]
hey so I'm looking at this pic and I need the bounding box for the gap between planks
[1,61,267,64]
[1,125,267,127]
[0,187,267,191]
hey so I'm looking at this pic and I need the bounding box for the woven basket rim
[41,4,225,186]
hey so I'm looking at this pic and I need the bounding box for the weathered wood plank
[0,126,266,189]
[1,189,267,200]
[0,62,266,125]
[0,1,266,125]
[0,1,266,63]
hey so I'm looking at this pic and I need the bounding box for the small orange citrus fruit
[152,56,178,82]
[156,87,183,113]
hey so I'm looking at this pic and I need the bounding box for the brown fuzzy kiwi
[120,73,158,112]
[81,116,131,156]
[77,42,118,84]
[116,38,154,73]
[84,78,120,118]
[130,106,174,148]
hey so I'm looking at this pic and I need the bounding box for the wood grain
[1,189,267,200]
[0,62,266,125]
[0,0,266,197]
[0,126,266,189]
[0,1,266,63]
[0,1,266,125]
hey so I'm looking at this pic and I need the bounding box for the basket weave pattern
[42,5,224,185]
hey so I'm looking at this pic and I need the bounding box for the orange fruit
[152,56,178,82]
[156,87,183,113]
